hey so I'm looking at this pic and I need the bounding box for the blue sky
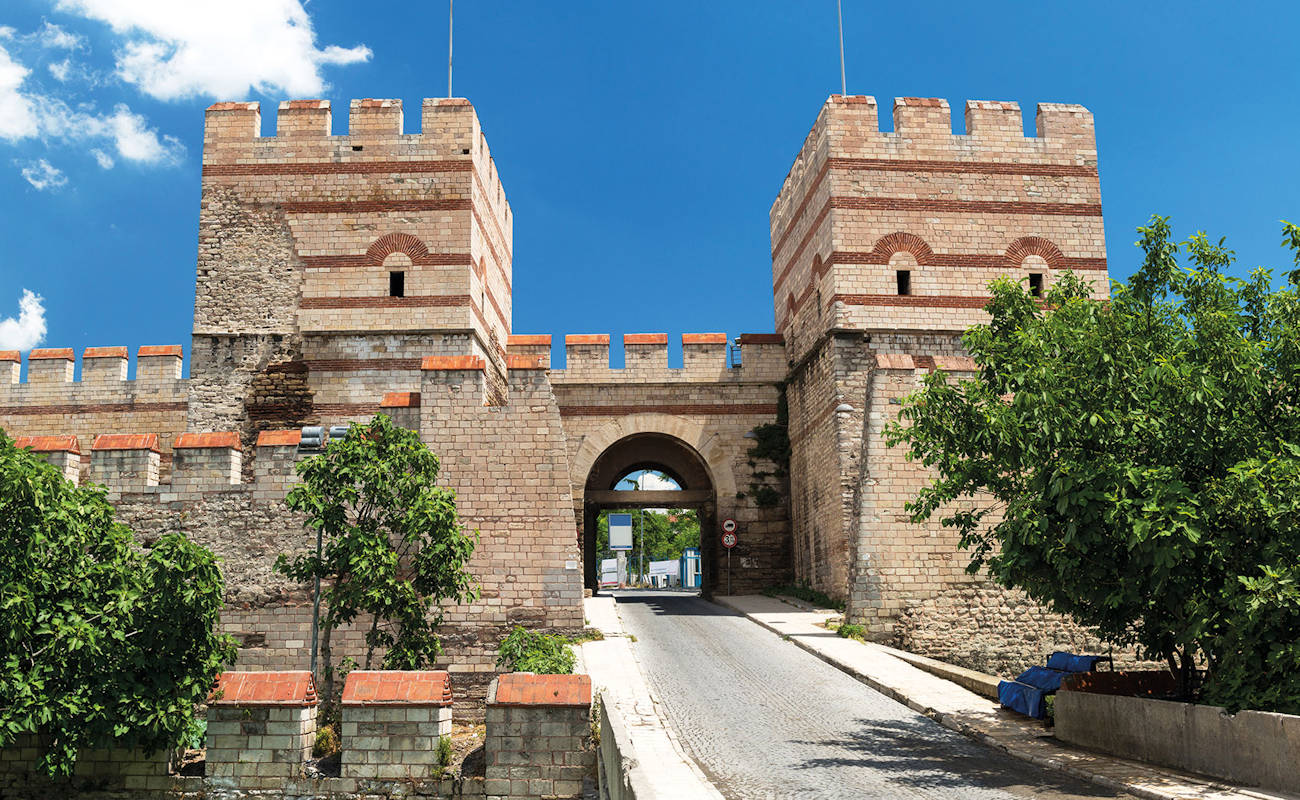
[0,1,1295,368]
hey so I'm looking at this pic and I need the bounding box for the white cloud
[47,58,71,81]
[101,103,182,164]
[17,158,67,190]
[636,472,681,491]
[56,0,371,100]
[0,40,183,166]
[0,290,47,351]
[90,147,112,168]
[37,22,84,51]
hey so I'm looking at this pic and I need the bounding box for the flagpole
[837,0,847,96]
[448,0,454,98]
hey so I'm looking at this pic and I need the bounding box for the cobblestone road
[616,590,1134,800]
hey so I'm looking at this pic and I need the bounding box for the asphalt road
[614,590,1134,800]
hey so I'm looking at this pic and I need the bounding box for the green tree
[0,432,235,776]
[275,415,478,705]
[886,217,1300,711]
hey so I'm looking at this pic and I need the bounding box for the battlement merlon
[202,98,510,212]
[549,333,785,383]
[770,95,1097,223]
[0,345,185,387]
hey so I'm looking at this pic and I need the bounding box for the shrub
[496,626,576,674]
[762,581,845,612]
[837,623,866,641]
[312,725,339,758]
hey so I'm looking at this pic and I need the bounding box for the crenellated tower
[191,97,514,440]
[772,95,1110,635]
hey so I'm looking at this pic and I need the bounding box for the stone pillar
[13,435,81,482]
[485,673,593,800]
[340,670,453,780]
[206,671,317,785]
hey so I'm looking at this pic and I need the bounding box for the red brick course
[174,432,242,450]
[92,434,160,452]
[341,670,452,707]
[210,671,317,707]
[13,434,79,453]
[491,673,591,708]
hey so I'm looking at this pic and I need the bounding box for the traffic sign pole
[721,519,738,596]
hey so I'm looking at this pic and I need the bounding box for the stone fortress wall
[0,91,1132,687]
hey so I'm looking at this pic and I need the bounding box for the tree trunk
[365,614,380,669]
[320,622,335,705]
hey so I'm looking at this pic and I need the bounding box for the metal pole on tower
[837,0,847,96]
[448,0,454,98]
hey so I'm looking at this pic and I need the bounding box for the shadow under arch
[581,432,718,597]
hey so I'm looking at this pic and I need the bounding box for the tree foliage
[886,217,1300,712]
[275,415,478,703]
[0,432,235,776]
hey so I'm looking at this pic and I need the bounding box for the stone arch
[870,232,934,265]
[571,414,739,595]
[1003,236,1066,271]
[365,232,430,265]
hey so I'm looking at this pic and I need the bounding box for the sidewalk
[577,595,724,800]
[715,594,1295,800]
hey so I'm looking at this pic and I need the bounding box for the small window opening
[1028,273,1043,297]
[896,270,912,296]
[389,271,405,298]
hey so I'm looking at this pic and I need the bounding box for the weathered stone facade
[0,91,1122,684]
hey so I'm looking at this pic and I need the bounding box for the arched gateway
[579,432,719,594]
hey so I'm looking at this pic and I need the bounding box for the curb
[713,596,1250,800]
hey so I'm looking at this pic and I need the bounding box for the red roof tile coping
[624,333,668,345]
[682,333,728,345]
[830,94,877,105]
[210,671,318,707]
[29,348,73,360]
[565,335,609,345]
[357,98,399,108]
[380,391,421,408]
[138,345,183,357]
[281,99,328,110]
[341,671,452,707]
[0,351,18,362]
[83,347,128,359]
[876,353,916,370]
[933,356,977,372]
[14,435,79,454]
[207,101,259,112]
[738,333,784,345]
[506,355,545,370]
[174,432,242,450]
[431,98,472,107]
[92,434,160,453]
[898,96,948,107]
[421,355,485,371]
[491,673,592,708]
[507,334,551,347]
[256,430,302,447]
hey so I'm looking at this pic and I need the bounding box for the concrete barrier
[596,694,654,800]
[1055,689,1300,794]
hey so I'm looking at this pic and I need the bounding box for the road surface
[615,590,1132,800]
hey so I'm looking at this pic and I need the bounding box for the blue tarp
[998,651,1108,719]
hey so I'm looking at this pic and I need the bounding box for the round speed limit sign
[721,531,737,549]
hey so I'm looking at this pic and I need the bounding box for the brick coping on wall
[341,670,453,707]
[210,671,318,707]
[489,673,592,708]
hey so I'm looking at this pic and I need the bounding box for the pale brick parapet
[484,674,593,800]
[0,350,18,384]
[549,332,786,384]
[82,347,128,382]
[0,734,175,796]
[90,434,161,491]
[172,431,242,486]
[206,671,317,785]
[14,434,81,481]
[340,670,454,780]
[27,348,74,383]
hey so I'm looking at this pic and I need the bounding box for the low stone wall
[595,694,658,800]
[485,673,593,800]
[1055,690,1300,795]
[341,670,455,780]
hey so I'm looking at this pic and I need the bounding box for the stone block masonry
[341,670,455,780]
[485,673,594,800]
[206,671,317,784]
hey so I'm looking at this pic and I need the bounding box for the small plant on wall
[744,385,790,508]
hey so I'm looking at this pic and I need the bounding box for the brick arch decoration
[365,232,431,265]
[1003,236,1067,271]
[870,231,934,265]
[567,413,740,505]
